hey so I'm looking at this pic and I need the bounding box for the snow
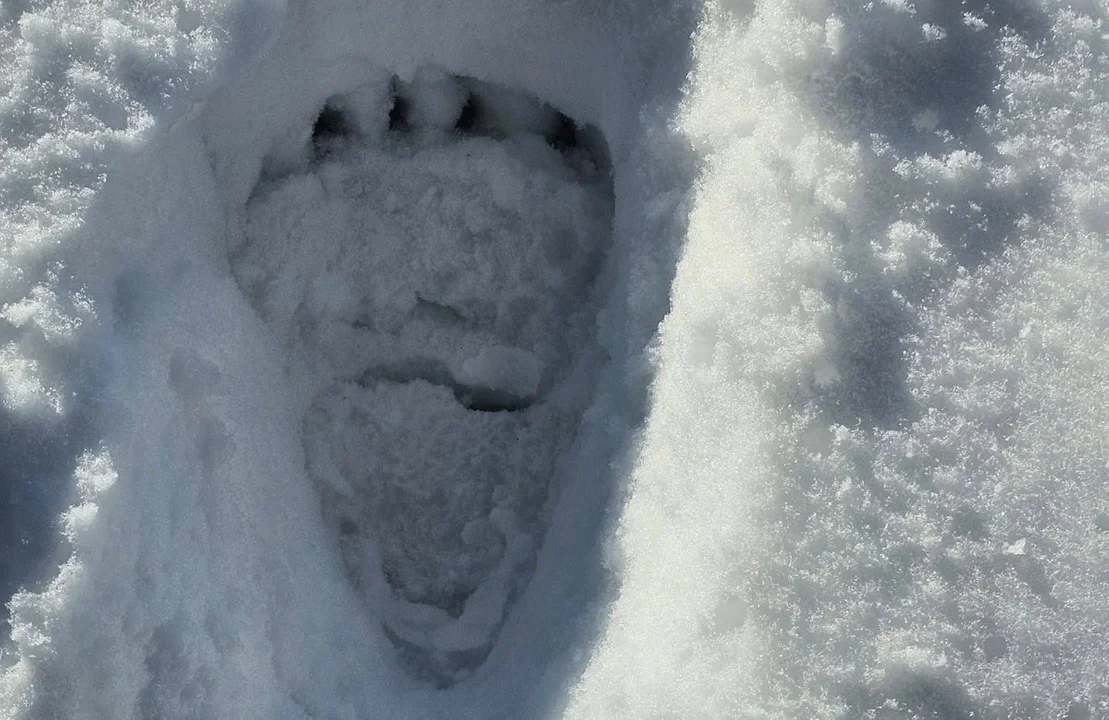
[2,0,1109,718]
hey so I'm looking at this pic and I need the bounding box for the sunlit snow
[2,0,1108,718]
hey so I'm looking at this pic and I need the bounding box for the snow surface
[2,0,1109,718]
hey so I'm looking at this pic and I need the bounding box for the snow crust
[2,0,1109,717]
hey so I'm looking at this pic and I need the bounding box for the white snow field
[2,0,1109,717]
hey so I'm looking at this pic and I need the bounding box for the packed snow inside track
[235,69,614,685]
[3,0,1109,718]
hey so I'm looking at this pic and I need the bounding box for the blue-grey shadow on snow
[760,2,1061,716]
[0,0,282,667]
[840,667,983,720]
[0,157,153,665]
[454,6,702,718]
[0,400,88,639]
[802,0,1053,433]
[822,0,1048,156]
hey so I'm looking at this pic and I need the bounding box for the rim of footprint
[230,67,614,686]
